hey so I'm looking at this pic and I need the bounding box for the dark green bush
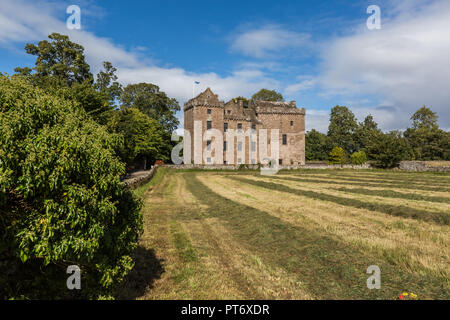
[0,76,143,299]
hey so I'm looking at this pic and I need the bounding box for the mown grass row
[229,176,449,226]
[183,172,448,299]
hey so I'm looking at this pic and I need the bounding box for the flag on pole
[193,81,200,98]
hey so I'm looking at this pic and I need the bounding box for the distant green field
[119,169,450,300]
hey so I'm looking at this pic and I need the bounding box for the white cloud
[284,79,316,96]
[230,24,311,58]
[318,0,450,130]
[0,0,278,114]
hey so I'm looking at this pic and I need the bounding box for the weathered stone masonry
[183,88,306,165]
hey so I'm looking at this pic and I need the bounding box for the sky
[0,0,449,133]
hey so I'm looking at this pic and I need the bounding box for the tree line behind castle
[1,33,448,299]
[307,105,449,167]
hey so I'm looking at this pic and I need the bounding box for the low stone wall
[399,161,450,172]
[122,166,159,189]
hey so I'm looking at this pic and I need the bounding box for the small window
[282,134,287,145]
[227,110,231,114]
[290,121,294,126]
[207,109,211,114]
[279,159,283,165]
[223,141,227,151]
[237,142,242,152]
[224,123,228,132]
[207,140,212,151]
[237,123,242,132]
[251,124,256,131]
[207,120,212,130]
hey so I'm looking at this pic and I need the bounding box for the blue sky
[1,0,449,133]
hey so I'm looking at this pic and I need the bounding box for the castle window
[237,123,242,132]
[251,124,256,131]
[207,120,212,130]
[207,140,212,151]
[279,159,283,165]
[290,121,294,127]
[224,123,228,132]
[237,141,242,152]
[223,141,227,151]
[227,110,231,114]
[207,109,212,114]
[282,134,287,145]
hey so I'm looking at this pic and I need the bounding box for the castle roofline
[184,88,224,111]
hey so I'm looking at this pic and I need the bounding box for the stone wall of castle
[183,88,306,165]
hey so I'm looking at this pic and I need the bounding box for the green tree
[22,33,93,86]
[251,89,284,102]
[354,115,381,156]
[115,108,166,167]
[120,83,180,133]
[305,129,329,161]
[327,106,358,155]
[350,151,368,165]
[404,106,448,160]
[0,76,142,299]
[367,131,412,168]
[15,34,114,124]
[95,61,123,104]
[328,147,346,165]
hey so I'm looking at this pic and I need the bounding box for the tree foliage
[305,129,329,161]
[350,151,368,165]
[251,89,284,102]
[0,76,143,299]
[404,106,449,160]
[367,131,412,168]
[21,33,93,86]
[327,106,358,155]
[114,108,166,167]
[328,147,346,165]
[120,83,180,133]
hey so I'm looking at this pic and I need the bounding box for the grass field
[118,168,450,300]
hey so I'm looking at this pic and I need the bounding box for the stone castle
[183,88,305,166]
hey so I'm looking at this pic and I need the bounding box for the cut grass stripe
[230,176,449,226]
[331,187,450,204]
[275,175,450,193]
[184,173,448,299]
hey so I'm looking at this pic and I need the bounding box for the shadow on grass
[115,246,165,300]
